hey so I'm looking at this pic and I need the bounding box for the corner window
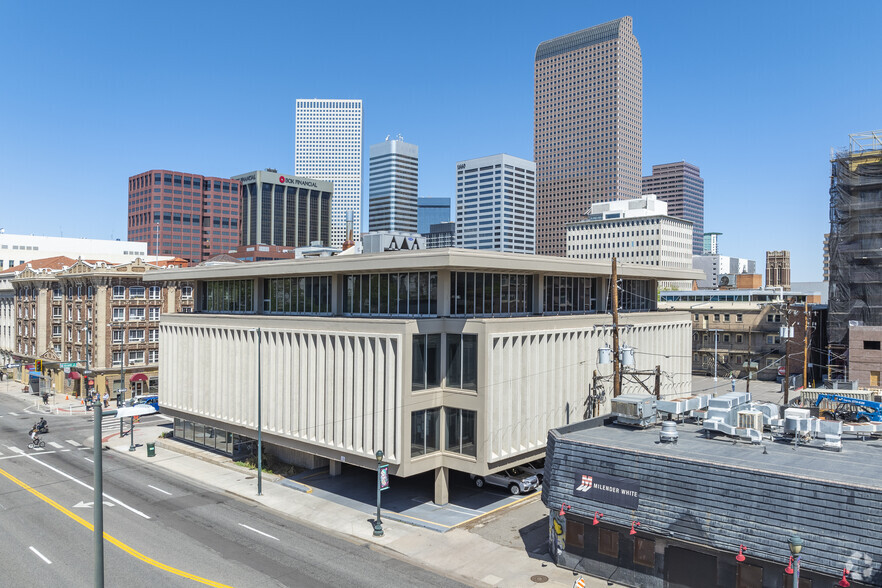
[444,408,476,456]
[412,334,441,391]
[410,408,440,457]
[447,334,478,390]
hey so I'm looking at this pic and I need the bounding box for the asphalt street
[0,391,467,588]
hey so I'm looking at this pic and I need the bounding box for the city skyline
[2,2,881,281]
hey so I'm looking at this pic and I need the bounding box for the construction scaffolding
[828,130,882,347]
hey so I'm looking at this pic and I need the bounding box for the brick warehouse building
[9,258,193,400]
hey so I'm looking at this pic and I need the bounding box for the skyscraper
[456,154,536,254]
[128,170,241,263]
[368,136,419,232]
[534,17,642,256]
[642,161,705,254]
[295,99,363,248]
[417,197,451,234]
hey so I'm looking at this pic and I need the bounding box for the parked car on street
[133,395,159,412]
[520,459,545,484]
[471,467,539,495]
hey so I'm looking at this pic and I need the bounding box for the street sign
[60,362,78,368]
[778,366,786,376]
[63,367,70,374]
[6,363,20,368]
[379,464,390,491]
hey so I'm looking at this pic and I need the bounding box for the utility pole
[783,299,791,404]
[653,365,661,399]
[611,257,620,398]
[746,328,751,394]
[802,299,809,389]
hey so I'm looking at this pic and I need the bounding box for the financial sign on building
[573,472,640,509]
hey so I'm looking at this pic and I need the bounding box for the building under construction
[828,131,882,354]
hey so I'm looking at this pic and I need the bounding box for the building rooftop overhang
[143,248,705,282]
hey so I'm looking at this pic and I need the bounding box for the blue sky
[2,0,880,281]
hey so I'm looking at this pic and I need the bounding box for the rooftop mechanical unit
[611,394,658,428]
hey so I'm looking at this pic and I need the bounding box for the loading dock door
[664,545,717,588]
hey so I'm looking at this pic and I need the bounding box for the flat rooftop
[561,420,882,490]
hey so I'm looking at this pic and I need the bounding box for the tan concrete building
[9,258,193,400]
[146,249,700,504]
[660,288,821,382]
[534,16,642,257]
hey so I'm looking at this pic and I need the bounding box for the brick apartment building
[8,258,193,399]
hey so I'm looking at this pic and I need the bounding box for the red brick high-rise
[128,170,241,263]
[534,17,642,256]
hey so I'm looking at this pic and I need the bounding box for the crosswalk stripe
[49,442,64,449]
[9,412,18,416]
[65,440,82,447]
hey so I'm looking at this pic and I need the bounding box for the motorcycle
[31,421,49,435]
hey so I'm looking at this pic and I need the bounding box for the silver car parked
[471,467,540,495]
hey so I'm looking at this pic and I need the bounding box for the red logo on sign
[279,176,285,183]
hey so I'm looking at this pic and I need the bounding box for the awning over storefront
[67,371,82,380]
[130,373,148,382]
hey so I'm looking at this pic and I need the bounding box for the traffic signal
[36,360,43,373]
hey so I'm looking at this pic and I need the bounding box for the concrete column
[329,459,342,477]
[433,466,449,505]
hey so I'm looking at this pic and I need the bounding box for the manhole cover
[530,575,549,583]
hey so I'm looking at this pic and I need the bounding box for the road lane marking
[26,456,151,519]
[29,546,51,564]
[84,457,93,462]
[238,523,279,541]
[9,412,18,416]
[148,485,172,496]
[0,465,231,587]
[49,442,64,449]
[65,440,82,447]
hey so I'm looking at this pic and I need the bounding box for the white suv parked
[471,467,540,495]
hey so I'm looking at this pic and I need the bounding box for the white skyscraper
[295,99,363,248]
[455,154,536,254]
[369,136,419,232]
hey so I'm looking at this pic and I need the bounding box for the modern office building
[294,99,363,248]
[145,249,701,504]
[534,17,642,257]
[0,233,148,271]
[642,162,705,255]
[765,250,791,290]
[368,137,419,233]
[425,222,456,249]
[703,232,722,255]
[417,198,452,234]
[566,195,692,272]
[456,154,536,254]
[232,170,333,248]
[692,255,757,289]
[127,170,241,263]
[5,257,193,399]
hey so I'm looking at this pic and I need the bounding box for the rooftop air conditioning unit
[718,274,737,287]
[737,410,763,432]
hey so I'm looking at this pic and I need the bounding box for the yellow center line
[0,464,232,588]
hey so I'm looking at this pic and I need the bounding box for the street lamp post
[373,449,384,537]
[788,534,803,588]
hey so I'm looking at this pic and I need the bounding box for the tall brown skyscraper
[534,16,642,256]
[642,161,705,255]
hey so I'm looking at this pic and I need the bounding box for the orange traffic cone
[65,395,69,400]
